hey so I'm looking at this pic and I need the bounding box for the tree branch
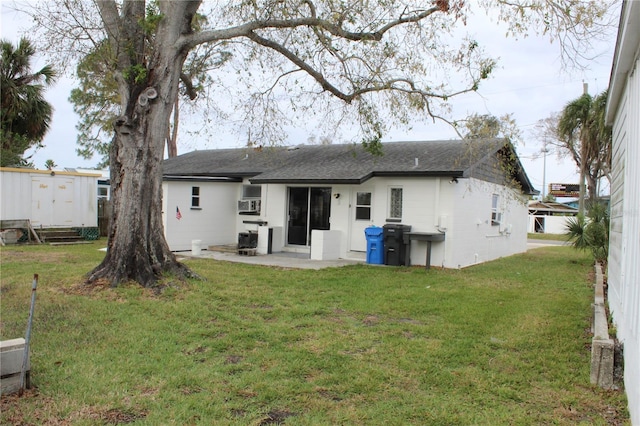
[180,73,198,100]
[181,6,440,50]
[245,31,477,107]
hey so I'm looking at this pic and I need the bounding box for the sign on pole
[549,183,580,198]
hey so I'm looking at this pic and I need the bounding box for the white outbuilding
[0,167,100,230]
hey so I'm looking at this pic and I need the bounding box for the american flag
[176,206,182,220]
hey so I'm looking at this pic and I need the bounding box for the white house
[605,1,640,423]
[528,200,578,234]
[162,139,537,269]
[0,167,99,229]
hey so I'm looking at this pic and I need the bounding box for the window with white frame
[491,193,502,226]
[355,192,371,220]
[191,186,200,208]
[389,187,403,220]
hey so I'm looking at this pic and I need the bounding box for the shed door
[31,176,74,227]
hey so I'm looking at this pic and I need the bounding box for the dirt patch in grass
[99,408,147,424]
[0,389,48,426]
[180,386,204,395]
[231,408,247,418]
[0,250,69,264]
[362,314,379,326]
[258,409,297,425]
[183,345,208,356]
[249,303,274,309]
[1,390,147,425]
[317,388,343,401]
[65,406,147,424]
[0,283,13,295]
[225,354,244,364]
[396,317,423,325]
[62,278,112,295]
[61,278,179,300]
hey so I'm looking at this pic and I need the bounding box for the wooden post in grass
[19,274,37,396]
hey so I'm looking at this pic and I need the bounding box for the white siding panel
[447,178,528,268]
[163,181,239,251]
[608,52,640,424]
[1,171,32,220]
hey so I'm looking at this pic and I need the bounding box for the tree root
[86,258,202,289]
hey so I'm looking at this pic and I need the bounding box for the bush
[565,201,609,266]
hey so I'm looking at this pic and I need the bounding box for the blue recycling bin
[364,226,384,264]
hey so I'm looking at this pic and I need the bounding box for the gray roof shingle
[162,139,537,194]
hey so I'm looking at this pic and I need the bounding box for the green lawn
[528,232,570,241]
[0,242,629,425]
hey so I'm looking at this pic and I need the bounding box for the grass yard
[0,242,629,425]
[527,232,570,241]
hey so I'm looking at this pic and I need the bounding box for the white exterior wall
[443,178,528,268]
[328,184,351,257]
[236,182,288,250]
[330,176,527,268]
[607,18,640,422]
[163,180,238,251]
[162,176,528,268]
[323,178,446,261]
[368,176,449,266]
[528,215,573,234]
[0,168,98,228]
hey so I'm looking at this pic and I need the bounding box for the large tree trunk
[87,99,190,287]
[88,1,200,287]
[87,91,191,286]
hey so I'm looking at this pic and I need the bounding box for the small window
[191,186,200,208]
[389,187,403,220]
[243,184,262,199]
[97,187,109,199]
[491,194,501,226]
[355,192,371,220]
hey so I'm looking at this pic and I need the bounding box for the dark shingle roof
[162,140,537,194]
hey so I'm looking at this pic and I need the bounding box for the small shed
[0,167,100,229]
[528,201,578,234]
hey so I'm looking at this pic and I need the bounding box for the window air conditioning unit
[238,199,261,213]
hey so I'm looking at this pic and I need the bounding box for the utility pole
[541,141,548,201]
[578,82,588,216]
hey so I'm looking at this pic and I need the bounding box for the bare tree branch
[182,5,441,49]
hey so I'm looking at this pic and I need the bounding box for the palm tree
[556,91,612,214]
[44,159,57,170]
[1,37,56,167]
[565,201,609,266]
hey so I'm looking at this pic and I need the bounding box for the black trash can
[383,224,411,266]
[238,231,258,249]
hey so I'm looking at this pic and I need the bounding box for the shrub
[565,201,609,266]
